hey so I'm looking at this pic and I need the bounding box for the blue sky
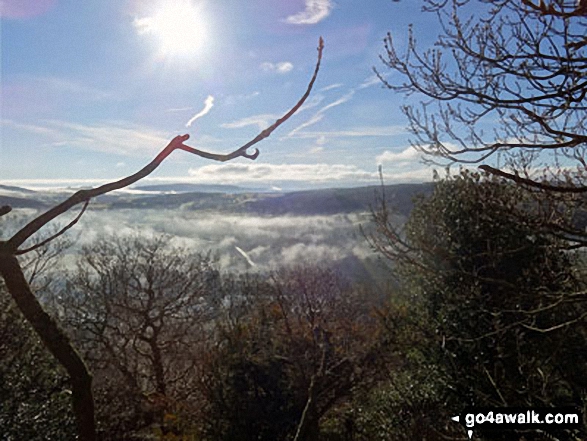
[1,0,440,190]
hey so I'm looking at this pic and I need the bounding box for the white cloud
[298,94,325,112]
[0,164,434,190]
[320,91,354,113]
[380,167,434,183]
[165,106,194,113]
[188,162,377,184]
[358,74,384,89]
[287,114,325,137]
[186,95,214,127]
[46,120,170,155]
[287,91,354,136]
[319,83,343,92]
[288,125,406,139]
[1,119,62,137]
[376,147,421,164]
[285,0,333,25]
[220,113,279,130]
[260,61,294,74]
[3,119,171,156]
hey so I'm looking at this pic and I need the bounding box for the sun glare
[135,0,208,58]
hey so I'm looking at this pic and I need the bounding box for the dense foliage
[368,171,587,440]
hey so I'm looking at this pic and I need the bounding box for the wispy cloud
[358,74,384,89]
[288,125,405,139]
[220,114,279,131]
[165,106,194,113]
[3,118,170,156]
[221,92,323,134]
[376,147,421,164]
[260,61,294,74]
[298,94,325,112]
[287,91,354,136]
[285,73,393,140]
[186,95,214,127]
[319,83,344,92]
[1,119,63,137]
[285,0,333,25]
[8,76,114,102]
[287,114,325,137]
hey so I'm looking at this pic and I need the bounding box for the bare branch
[522,310,587,333]
[0,206,11,217]
[479,164,587,193]
[7,37,324,253]
[521,0,587,18]
[15,199,90,256]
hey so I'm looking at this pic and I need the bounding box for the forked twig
[15,199,90,255]
[7,37,324,252]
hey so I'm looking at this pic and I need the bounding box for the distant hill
[1,182,435,217]
[245,183,434,217]
[0,184,36,194]
[0,195,47,209]
[105,183,434,216]
[108,191,247,211]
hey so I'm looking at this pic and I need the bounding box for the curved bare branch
[15,199,90,255]
[479,164,587,193]
[7,37,324,253]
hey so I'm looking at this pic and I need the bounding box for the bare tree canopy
[379,0,587,192]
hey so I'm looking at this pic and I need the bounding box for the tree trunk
[0,248,96,441]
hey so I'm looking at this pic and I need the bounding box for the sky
[0,0,442,191]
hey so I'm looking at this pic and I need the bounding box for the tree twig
[15,199,90,256]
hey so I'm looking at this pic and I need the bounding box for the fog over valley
[0,182,432,285]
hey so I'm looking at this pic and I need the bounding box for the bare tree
[0,38,324,441]
[379,0,587,246]
[58,234,217,437]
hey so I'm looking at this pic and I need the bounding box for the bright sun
[135,0,208,58]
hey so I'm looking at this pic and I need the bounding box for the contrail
[186,95,214,127]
